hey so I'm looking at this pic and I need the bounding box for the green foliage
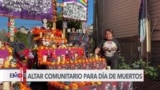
[131,59,158,80]
[67,20,82,29]
[144,66,158,80]
[131,59,146,69]
[118,56,131,69]
[48,20,82,30]
[0,29,7,41]
[118,56,158,80]
[47,12,82,30]
[14,31,30,48]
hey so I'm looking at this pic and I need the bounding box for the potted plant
[118,56,158,80]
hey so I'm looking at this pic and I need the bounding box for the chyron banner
[0,0,55,21]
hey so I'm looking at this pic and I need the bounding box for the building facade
[94,0,160,65]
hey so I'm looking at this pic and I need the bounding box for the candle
[107,66,111,70]
[95,55,98,60]
[57,62,62,69]
[3,82,10,90]
[67,29,71,33]
[86,60,90,69]
[102,58,107,69]
[61,55,65,62]
[93,59,97,69]
[70,61,74,69]
[62,28,66,38]
[74,54,78,60]
[61,61,65,69]
[89,59,93,69]
[52,51,57,62]
[77,60,82,69]
[4,59,10,68]
[57,56,61,63]
[49,62,56,69]
[96,58,100,69]
[43,55,47,62]
[0,58,4,68]
[82,60,87,69]
[11,81,17,88]
[72,28,75,32]
[65,61,70,69]
[51,34,54,38]
[74,61,78,69]
[40,32,42,38]
[0,41,2,48]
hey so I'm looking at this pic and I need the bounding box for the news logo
[10,72,23,78]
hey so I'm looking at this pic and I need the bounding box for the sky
[0,0,93,30]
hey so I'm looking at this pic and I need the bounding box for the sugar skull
[102,41,117,57]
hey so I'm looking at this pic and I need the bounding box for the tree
[67,20,82,29]
[0,29,7,41]
[14,31,30,48]
[47,12,82,30]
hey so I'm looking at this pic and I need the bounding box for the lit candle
[51,34,54,38]
[57,56,61,63]
[74,54,78,60]
[43,55,47,62]
[0,41,2,48]
[62,28,66,38]
[4,57,10,68]
[40,32,42,38]
[61,55,65,62]
[95,54,98,60]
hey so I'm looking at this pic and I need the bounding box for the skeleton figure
[42,19,49,29]
[42,38,50,46]
[102,41,118,57]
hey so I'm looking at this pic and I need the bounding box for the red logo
[10,72,22,78]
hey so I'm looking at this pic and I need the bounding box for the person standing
[95,28,121,69]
